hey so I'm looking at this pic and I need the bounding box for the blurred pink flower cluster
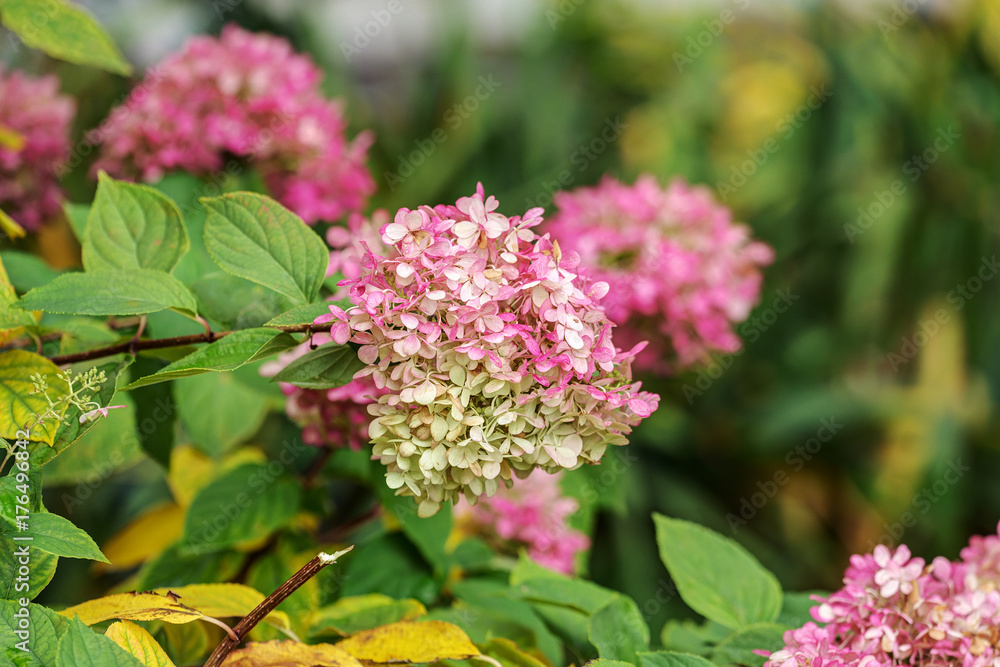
[94,25,374,224]
[765,523,1000,666]
[546,175,774,370]
[0,66,74,231]
[260,333,383,451]
[454,469,589,574]
[321,184,658,516]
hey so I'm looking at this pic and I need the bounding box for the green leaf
[124,328,298,390]
[128,357,177,468]
[711,623,788,667]
[136,543,245,590]
[264,301,339,327]
[179,463,301,555]
[376,482,452,575]
[83,173,190,274]
[636,652,715,667]
[271,343,365,390]
[10,511,109,563]
[56,617,145,667]
[190,272,297,330]
[340,533,437,603]
[176,372,270,457]
[17,270,198,318]
[0,0,131,75]
[510,556,616,614]
[64,202,89,241]
[1,251,61,293]
[653,514,782,630]
[201,192,328,305]
[776,591,822,628]
[584,661,636,667]
[0,599,70,665]
[588,595,649,664]
[0,534,57,600]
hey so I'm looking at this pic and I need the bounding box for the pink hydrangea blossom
[326,184,659,516]
[546,175,774,370]
[94,25,374,224]
[260,333,384,451]
[326,210,394,300]
[763,522,1000,666]
[0,66,74,230]
[454,469,589,574]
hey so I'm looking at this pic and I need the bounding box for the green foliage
[270,343,366,390]
[124,328,298,389]
[176,372,271,456]
[56,617,144,667]
[83,173,190,274]
[0,0,131,74]
[653,514,782,630]
[16,270,198,318]
[179,463,301,554]
[200,193,329,305]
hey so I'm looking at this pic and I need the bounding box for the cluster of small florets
[94,25,373,224]
[322,184,659,516]
[0,66,74,231]
[326,210,393,300]
[454,469,589,574]
[260,334,383,451]
[764,523,1000,666]
[546,175,774,370]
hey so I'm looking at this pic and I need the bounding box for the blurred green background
[4,0,1000,636]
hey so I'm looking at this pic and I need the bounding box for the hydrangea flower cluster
[326,210,392,300]
[94,25,374,224]
[322,184,659,516]
[260,333,383,451]
[0,66,74,231]
[454,469,589,574]
[764,523,1000,666]
[546,175,774,369]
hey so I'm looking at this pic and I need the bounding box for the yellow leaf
[0,208,26,241]
[310,595,427,638]
[0,123,25,151]
[0,349,68,444]
[221,640,364,667]
[151,583,291,631]
[336,621,481,664]
[100,503,185,572]
[167,445,216,507]
[60,591,204,625]
[0,255,34,344]
[105,620,177,667]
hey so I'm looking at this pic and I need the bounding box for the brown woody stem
[42,322,334,366]
[203,546,353,667]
